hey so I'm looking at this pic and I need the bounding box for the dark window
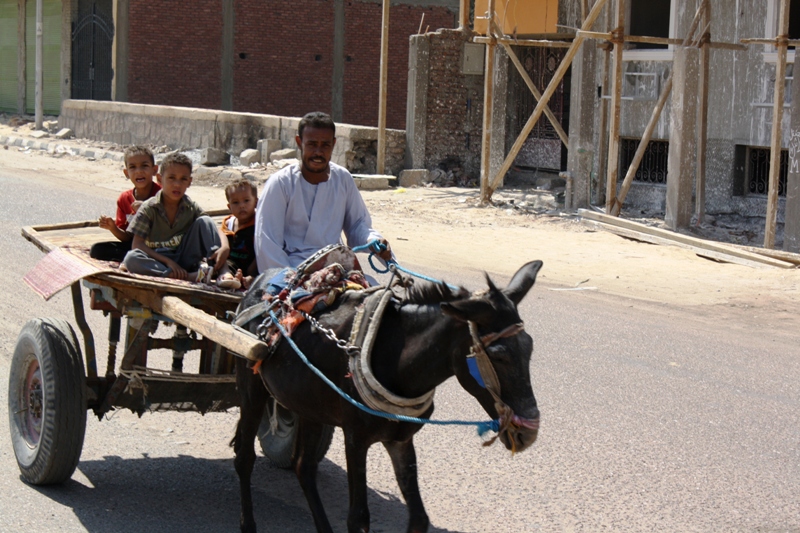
[619,138,669,184]
[789,0,800,49]
[745,147,788,196]
[629,0,671,50]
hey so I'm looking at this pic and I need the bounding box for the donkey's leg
[344,430,372,533]
[293,419,334,533]
[383,439,429,533]
[232,359,269,533]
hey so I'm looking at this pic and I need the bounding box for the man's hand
[376,238,393,262]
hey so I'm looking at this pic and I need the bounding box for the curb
[0,133,125,162]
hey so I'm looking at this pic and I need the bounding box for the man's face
[157,163,192,204]
[296,126,336,178]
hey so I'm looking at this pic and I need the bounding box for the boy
[90,145,161,262]
[122,152,227,281]
[215,178,258,289]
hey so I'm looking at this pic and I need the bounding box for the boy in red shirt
[90,146,161,262]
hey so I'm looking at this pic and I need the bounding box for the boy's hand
[209,247,230,273]
[165,259,188,280]
[98,215,116,231]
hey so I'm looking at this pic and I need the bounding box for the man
[254,111,392,271]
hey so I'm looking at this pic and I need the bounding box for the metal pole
[376,0,390,175]
[479,0,496,202]
[35,0,43,129]
[765,0,790,249]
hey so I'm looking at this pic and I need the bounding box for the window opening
[746,147,788,196]
[619,138,669,184]
[629,0,671,50]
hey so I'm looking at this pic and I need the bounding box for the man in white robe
[254,112,392,271]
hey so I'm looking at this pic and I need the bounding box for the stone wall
[59,100,406,175]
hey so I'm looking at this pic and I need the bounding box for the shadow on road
[27,454,465,532]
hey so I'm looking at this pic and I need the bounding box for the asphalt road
[0,162,798,532]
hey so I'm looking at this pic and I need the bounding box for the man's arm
[254,178,292,271]
[341,177,393,261]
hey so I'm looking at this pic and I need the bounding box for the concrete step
[352,174,396,190]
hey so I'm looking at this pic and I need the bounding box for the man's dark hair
[298,111,335,139]
[159,152,193,175]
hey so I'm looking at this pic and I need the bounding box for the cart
[9,215,325,485]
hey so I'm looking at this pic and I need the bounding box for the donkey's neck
[372,303,470,399]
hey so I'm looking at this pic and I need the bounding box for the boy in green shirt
[123,152,228,281]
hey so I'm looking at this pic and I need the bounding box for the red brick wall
[232,0,334,118]
[126,1,455,130]
[343,3,455,129]
[127,0,223,110]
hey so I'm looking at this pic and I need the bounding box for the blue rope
[268,310,499,437]
[352,239,460,291]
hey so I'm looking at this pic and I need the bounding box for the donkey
[232,260,543,532]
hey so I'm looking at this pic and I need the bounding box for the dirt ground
[2,120,799,331]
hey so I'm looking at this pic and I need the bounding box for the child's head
[225,179,258,224]
[123,145,157,192]
[157,153,193,204]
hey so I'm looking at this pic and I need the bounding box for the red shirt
[115,183,161,230]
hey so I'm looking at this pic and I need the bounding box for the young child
[90,145,161,262]
[215,178,259,290]
[122,152,227,281]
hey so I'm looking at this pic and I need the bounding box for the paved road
[0,161,798,532]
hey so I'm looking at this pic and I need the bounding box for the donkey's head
[441,260,543,453]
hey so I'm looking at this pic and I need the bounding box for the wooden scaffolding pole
[479,0,497,201]
[604,0,624,213]
[376,0,390,175]
[459,0,468,29]
[610,1,707,216]
[695,1,712,223]
[595,0,612,206]
[35,0,43,129]
[481,0,609,203]
[765,0,790,249]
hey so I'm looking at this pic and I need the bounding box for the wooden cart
[9,216,316,485]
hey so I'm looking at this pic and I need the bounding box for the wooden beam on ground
[578,209,795,268]
[376,0,390,174]
[764,0,791,249]
[479,0,497,201]
[735,245,800,266]
[501,41,569,147]
[604,0,624,213]
[482,0,609,203]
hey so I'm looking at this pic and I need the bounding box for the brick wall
[128,0,223,109]
[125,0,456,130]
[232,0,334,119]
[343,3,455,129]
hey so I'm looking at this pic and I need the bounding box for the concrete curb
[0,133,125,162]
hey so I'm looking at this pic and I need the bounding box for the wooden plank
[581,220,778,269]
[604,0,624,213]
[696,1,711,223]
[735,245,800,266]
[473,36,573,48]
[479,0,497,200]
[765,0,791,249]
[376,0,390,174]
[115,287,265,361]
[578,209,795,268]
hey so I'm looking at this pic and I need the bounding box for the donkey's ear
[503,260,543,305]
[441,299,493,322]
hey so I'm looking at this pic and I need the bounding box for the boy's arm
[209,225,230,273]
[130,234,188,280]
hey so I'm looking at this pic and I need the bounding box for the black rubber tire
[257,398,334,469]
[8,318,87,485]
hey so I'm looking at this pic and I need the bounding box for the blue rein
[351,240,461,291]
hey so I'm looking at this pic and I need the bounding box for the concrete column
[665,47,699,230]
[221,0,234,110]
[331,0,345,121]
[405,34,429,169]
[784,72,800,252]
[60,0,72,106]
[112,0,129,102]
[566,40,597,209]
[489,45,508,185]
[17,0,25,114]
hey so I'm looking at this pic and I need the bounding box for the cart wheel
[8,318,87,485]
[257,398,334,469]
